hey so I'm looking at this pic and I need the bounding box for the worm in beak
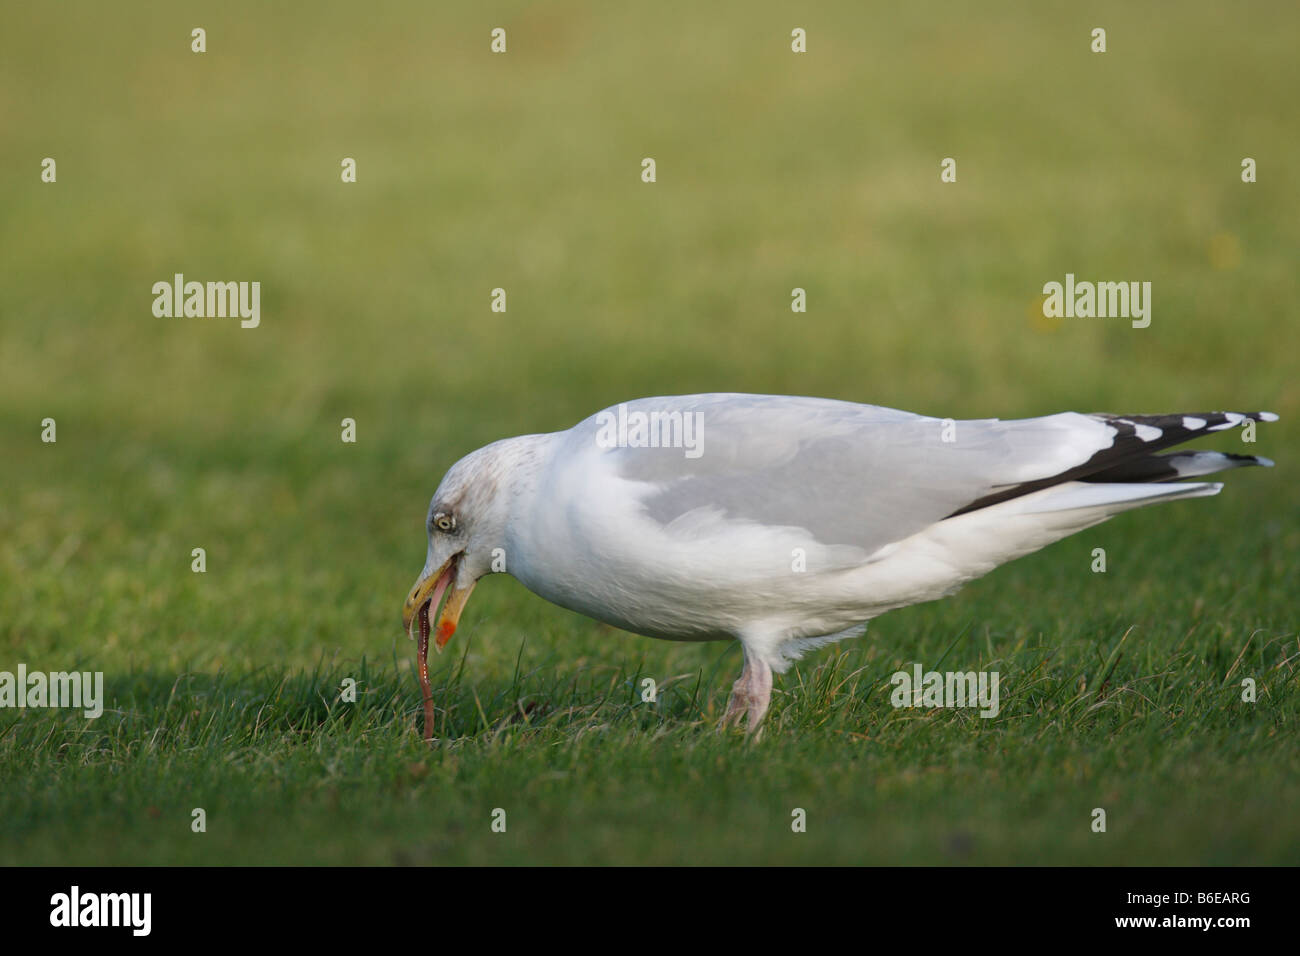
[402,555,477,739]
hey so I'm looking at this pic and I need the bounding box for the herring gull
[401,393,1276,735]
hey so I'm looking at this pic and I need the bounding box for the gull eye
[433,513,456,533]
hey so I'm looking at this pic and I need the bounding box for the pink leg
[721,648,773,734]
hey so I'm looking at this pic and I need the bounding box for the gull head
[400,442,516,649]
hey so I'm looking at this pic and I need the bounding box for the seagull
[401,393,1276,736]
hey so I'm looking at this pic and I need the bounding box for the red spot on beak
[436,620,456,648]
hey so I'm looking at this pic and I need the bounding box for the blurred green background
[1,1,1296,865]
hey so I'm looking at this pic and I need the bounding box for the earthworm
[417,600,434,740]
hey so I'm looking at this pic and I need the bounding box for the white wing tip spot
[1182,416,1207,430]
[1209,412,1245,431]
[1260,411,1279,422]
[1114,418,1161,443]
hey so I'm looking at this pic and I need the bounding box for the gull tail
[1083,450,1273,482]
[1006,479,1225,518]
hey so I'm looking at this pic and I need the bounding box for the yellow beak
[401,555,477,650]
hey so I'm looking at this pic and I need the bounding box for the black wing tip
[1090,410,1279,442]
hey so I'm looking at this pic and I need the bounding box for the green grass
[1,1,1297,865]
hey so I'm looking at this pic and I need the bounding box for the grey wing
[575,393,1122,560]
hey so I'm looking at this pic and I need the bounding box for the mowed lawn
[1,1,1297,864]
